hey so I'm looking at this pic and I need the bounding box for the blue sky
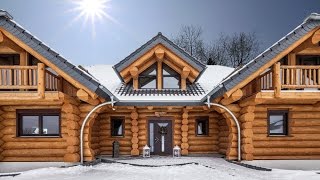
[1,0,320,65]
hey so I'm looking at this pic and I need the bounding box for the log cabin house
[0,10,320,162]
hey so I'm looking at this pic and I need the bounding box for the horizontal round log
[131,120,138,126]
[2,157,64,162]
[242,153,253,160]
[3,142,67,149]
[182,132,188,137]
[189,145,218,152]
[2,135,65,142]
[131,148,139,156]
[182,137,188,143]
[252,119,267,127]
[131,137,139,144]
[292,119,320,126]
[181,125,188,132]
[241,144,254,154]
[131,126,139,133]
[181,143,189,149]
[253,134,320,141]
[67,146,80,153]
[182,112,188,119]
[2,149,66,157]
[254,140,320,148]
[67,121,80,130]
[2,112,15,119]
[67,137,80,146]
[241,129,253,138]
[239,113,254,123]
[181,149,188,155]
[64,153,80,162]
[131,112,138,120]
[62,113,80,122]
[1,119,15,126]
[182,119,188,125]
[291,126,320,134]
[189,141,218,146]
[254,155,320,160]
[61,103,80,114]
[254,148,320,156]
[2,126,15,135]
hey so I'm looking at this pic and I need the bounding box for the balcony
[0,63,61,98]
[242,63,320,98]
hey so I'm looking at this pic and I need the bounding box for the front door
[148,120,172,155]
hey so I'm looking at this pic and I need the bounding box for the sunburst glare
[68,0,117,37]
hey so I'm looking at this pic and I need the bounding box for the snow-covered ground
[1,157,319,180]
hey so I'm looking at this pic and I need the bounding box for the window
[268,110,288,136]
[162,64,180,89]
[138,64,157,89]
[196,117,209,136]
[17,109,60,137]
[111,117,124,137]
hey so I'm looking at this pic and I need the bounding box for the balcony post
[273,62,281,98]
[37,63,45,98]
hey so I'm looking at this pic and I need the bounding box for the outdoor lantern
[173,145,181,157]
[143,145,150,158]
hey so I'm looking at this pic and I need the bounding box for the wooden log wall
[253,104,320,159]
[62,99,81,162]
[79,104,101,161]
[181,108,189,155]
[131,109,139,156]
[0,107,4,161]
[99,109,133,156]
[0,104,66,162]
[213,104,241,160]
[188,110,220,154]
[239,104,255,160]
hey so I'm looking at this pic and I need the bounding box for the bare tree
[225,32,260,68]
[173,25,261,68]
[173,25,207,63]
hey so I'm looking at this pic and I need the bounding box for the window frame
[195,117,209,136]
[17,109,61,137]
[138,63,158,89]
[162,64,181,89]
[111,117,125,137]
[267,110,289,136]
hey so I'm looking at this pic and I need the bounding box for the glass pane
[163,64,179,76]
[112,119,123,136]
[22,116,39,135]
[43,116,59,135]
[140,64,157,76]
[163,76,180,89]
[139,77,156,89]
[269,115,284,134]
[197,122,203,135]
[149,123,154,152]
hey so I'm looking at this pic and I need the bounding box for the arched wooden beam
[0,31,3,43]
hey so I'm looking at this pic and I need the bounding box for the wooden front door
[148,119,172,155]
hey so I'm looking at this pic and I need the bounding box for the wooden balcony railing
[0,63,61,97]
[242,63,320,97]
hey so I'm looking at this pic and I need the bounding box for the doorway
[148,119,172,155]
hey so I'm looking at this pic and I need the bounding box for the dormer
[113,33,206,90]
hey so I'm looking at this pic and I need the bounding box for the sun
[69,0,116,37]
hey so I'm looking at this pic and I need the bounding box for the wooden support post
[181,67,190,90]
[37,63,45,98]
[130,66,139,90]
[157,60,163,90]
[20,51,28,87]
[273,62,281,98]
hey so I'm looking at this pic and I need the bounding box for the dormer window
[139,63,157,89]
[163,64,180,89]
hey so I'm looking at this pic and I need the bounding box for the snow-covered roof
[85,64,234,105]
